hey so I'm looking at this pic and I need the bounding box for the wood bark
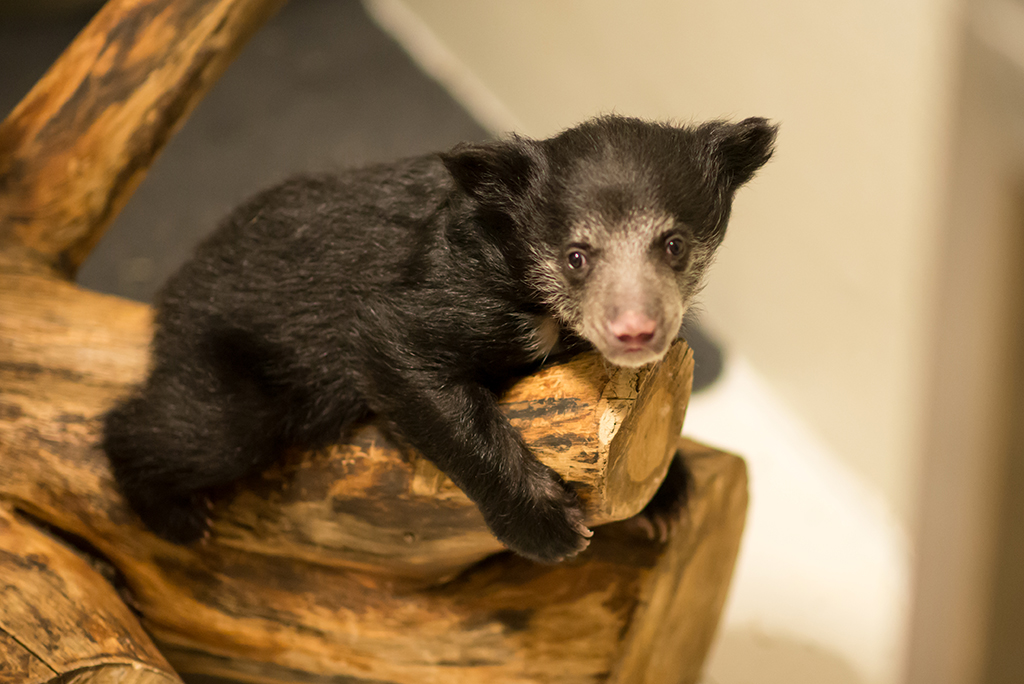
[0,429,746,684]
[0,0,287,277]
[0,504,181,684]
[151,438,748,684]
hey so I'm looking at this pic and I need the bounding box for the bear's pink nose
[609,311,657,346]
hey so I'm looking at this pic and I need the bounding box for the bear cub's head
[442,116,777,368]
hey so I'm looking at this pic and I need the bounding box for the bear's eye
[566,250,588,270]
[665,236,686,257]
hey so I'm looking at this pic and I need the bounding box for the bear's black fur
[103,116,776,563]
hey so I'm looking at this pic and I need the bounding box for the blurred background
[2,1,1022,683]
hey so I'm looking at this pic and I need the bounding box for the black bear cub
[103,116,776,563]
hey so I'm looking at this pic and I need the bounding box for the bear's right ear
[706,117,779,192]
[440,139,537,206]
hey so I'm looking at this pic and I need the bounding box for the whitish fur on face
[530,209,716,368]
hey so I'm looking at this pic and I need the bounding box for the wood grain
[0,504,181,684]
[612,439,750,684]
[0,0,286,277]
[140,437,748,684]
[210,341,692,579]
[0,630,55,684]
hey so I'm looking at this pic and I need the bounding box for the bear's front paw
[630,451,690,543]
[487,466,593,564]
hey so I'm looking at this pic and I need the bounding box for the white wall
[370,0,962,525]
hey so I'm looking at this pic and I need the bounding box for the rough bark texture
[0,0,287,277]
[0,504,182,684]
[151,438,748,684]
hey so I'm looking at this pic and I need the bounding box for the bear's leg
[367,373,592,563]
[103,360,282,543]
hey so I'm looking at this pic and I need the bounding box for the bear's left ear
[707,117,778,191]
[440,138,537,206]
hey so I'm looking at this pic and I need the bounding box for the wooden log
[0,504,181,684]
[0,0,287,277]
[0,267,744,683]
[0,269,692,581]
[213,340,691,580]
[141,438,749,684]
[0,435,746,684]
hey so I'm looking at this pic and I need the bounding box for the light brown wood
[139,438,748,684]
[611,439,749,684]
[213,340,691,579]
[0,0,287,277]
[0,631,55,684]
[0,504,181,684]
